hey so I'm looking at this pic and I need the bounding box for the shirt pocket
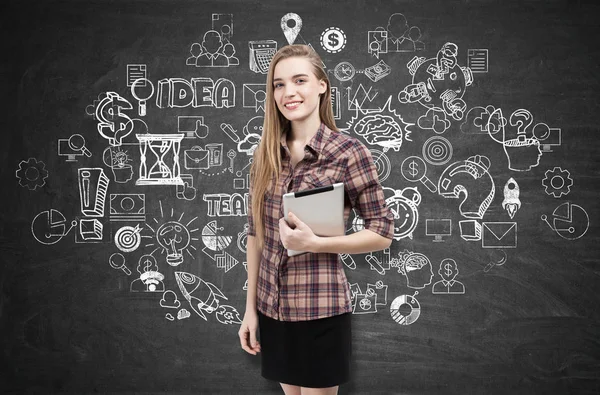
[298,172,335,192]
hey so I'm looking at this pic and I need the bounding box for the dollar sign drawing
[96,92,133,146]
[328,32,339,47]
[143,257,153,272]
[408,160,419,177]
[444,262,453,277]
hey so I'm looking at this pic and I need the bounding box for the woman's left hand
[279,212,319,253]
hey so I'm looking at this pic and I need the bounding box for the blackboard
[3,0,600,394]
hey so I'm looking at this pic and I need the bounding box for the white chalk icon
[31,209,76,245]
[399,42,473,121]
[57,134,92,162]
[108,252,132,276]
[281,13,302,45]
[135,134,184,185]
[143,201,199,266]
[367,280,388,306]
[155,77,236,109]
[365,254,386,275]
[401,156,437,193]
[93,92,134,146]
[76,218,105,243]
[484,249,507,272]
[368,13,424,58]
[333,61,355,82]
[542,167,573,198]
[114,225,142,253]
[344,96,412,152]
[212,13,234,41]
[541,202,589,240]
[174,271,242,324]
[459,220,482,241]
[331,87,341,120]
[393,250,434,290]
[16,158,48,190]
[432,258,465,294]
[367,29,388,59]
[425,219,451,242]
[186,14,239,68]
[339,253,356,270]
[78,168,109,217]
[102,146,134,184]
[178,309,191,320]
[418,108,451,134]
[352,288,378,314]
[532,123,561,153]
[249,40,277,74]
[467,49,488,73]
[130,78,154,116]
[422,136,453,166]
[461,105,504,135]
[160,290,181,309]
[346,84,379,111]
[176,174,197,201]
[333,60,391,83]
[184,143,223,171]
[166,313,175,321]
[126,64,147,87]
[382,186,421,241]
[243,84,267,112]
[502,178,521,219]
[390,291,421,325]
[130,254,165,293]
[482,222,517,248]
[178,116,208,139]
[238,117,263,156]
[438,155,495,219]
[487,108,543,172]
[201,220,238,272]
[109,194,146,222]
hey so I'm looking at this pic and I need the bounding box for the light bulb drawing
[143,200,199,266]
[157,221,190,266]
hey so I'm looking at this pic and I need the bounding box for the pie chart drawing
[390,293,421,325]
[31,209,73,245]
[202,220,232,251]
[543,202,589,240]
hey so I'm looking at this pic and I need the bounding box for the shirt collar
[280,122,329,156]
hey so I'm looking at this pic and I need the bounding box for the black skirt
[257,310,352,388]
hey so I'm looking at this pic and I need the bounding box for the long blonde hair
[250,44,338,249]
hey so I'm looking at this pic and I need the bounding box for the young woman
[238,44,394,395]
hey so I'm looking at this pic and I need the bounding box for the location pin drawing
[281,13,302,45]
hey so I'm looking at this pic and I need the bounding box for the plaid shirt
[247,122,394,321]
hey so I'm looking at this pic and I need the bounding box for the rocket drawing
[175,271,241,324]
[502,178,521,219]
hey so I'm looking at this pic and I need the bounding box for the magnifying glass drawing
[109,252,132,276]
[401,156,437,193]
[484,249,507,272]
[131,78,155,116]
[68,134,92,157]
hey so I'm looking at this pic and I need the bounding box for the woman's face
[272,56,327,123]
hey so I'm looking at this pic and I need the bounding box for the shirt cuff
[362,209,395,240]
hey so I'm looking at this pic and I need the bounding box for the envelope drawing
[482,222,517,248]
[242,84,266,111]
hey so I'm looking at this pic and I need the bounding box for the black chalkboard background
[2,0,600,394]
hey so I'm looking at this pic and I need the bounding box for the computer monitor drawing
[178,116,207,139]
[58,139,83,161]
[533,124,561,153]
[426,219,452,242]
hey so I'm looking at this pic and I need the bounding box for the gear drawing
[541,167,572,198]
[16,158,48,190]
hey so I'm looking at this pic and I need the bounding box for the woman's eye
[296,79,305,84]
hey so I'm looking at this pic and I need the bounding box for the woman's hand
[239,310,261,355]
[279,212,319,253]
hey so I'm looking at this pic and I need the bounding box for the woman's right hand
[238,309,261,355]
